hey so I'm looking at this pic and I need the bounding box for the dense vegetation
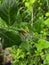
[0,0,49,65]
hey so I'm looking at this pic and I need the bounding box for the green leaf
[0,30,22,48]
[0,0,17,26]
[36,39,49,52]
[0,18,7,27]
[25,2,30,7]
[20,42,32,51]
[44,18,49,27]
[33,19,44,33]
[43,54,49,64]
[30,0,35,4]
[45,12,49,16]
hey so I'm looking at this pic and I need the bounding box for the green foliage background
[0,0,49,65]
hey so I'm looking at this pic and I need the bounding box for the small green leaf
[45,12,49,16]
[30,0,35,4]
[25,2,30,7]
[44,18,49,27]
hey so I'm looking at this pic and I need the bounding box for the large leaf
[0,29,22,48]
[3,31,22,48]
[0,0,18,26]
[36,39,49,52]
